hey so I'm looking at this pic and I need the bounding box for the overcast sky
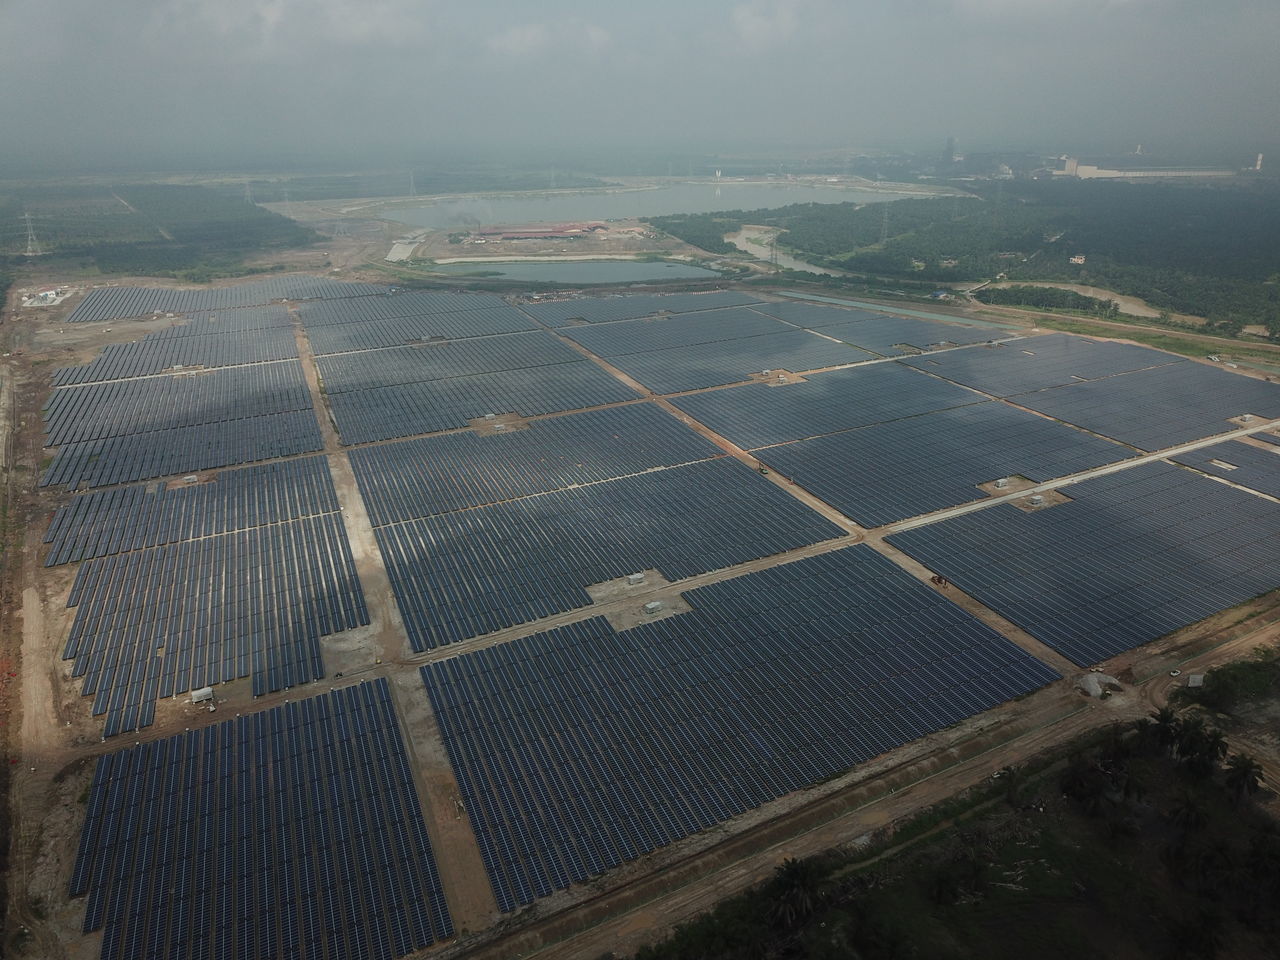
[2,0,1276,171]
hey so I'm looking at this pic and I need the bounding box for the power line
[23,212,44,257]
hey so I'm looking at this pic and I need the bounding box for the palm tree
[768,857,826,930]
[1150,707,1180,756]
[1224,753,1264,805]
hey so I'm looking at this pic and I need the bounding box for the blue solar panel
[421,546,1059,911]
[327,361,639,444]
[759,401,1135,526]
[378,457,847,650]
[559,308,789,357]
[889,461,1280,665]
[63,512,367,736]
[1171,439,1280,498]
[752,301,886,327]
[604,330,873,394]
[351,404,722,525]
[1015,362,1280,450]
[522,291,761,326]
[816,315,993,356]
[69,679,453,959]
[66,277,390,323]
[671,361,984,449]
[902,334,1180,397]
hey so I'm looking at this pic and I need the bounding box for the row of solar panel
[521,290,761,326]
[41,410,324,490]
[315,331,580,395]
[757,400,1134,527]
[64,513,368,736]
[45,456,339,566]
[52,328,300,386]
[422,547,1059,911]
[44,362,313,446]
[304,307,539,356]
[603,329,871,395]
[327,361,637,444]
[1172,439,1280,498]
[351,403,721,526]
[1010,361,1280,451]
[557,307,788,357]
[815,315,994,357]
[888,462,1280,665]
[672,361,985,448]
[143,305,295,337]
[296,289,508,327]
[70,679,453,960]
[66,277,390,323]
[377,458,846,651]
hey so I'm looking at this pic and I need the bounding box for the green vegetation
[633,714,1277,960]
[647,213,744,254]
[975,284,1119,317]
[651,180,1280,336]
[1176,646,1280,715]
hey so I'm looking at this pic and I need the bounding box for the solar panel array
[305,308,540,356]
[45,456,338,566]
[422,547,1059,911]
[52,328,299,386]
[903,334,1181,397]
[760,401,1134,527]
[605,330,871,394]
[351,404,721,525]
[66,277,390,323]
[378,458,847,650]
[522,291,761,326]
[42,411,324,490]
[144,305,295,336]
[752,301,887,327]
[41,361,323,490]
[671,362,984,449]
[1171,439,1280,498]
[817,315,993,357]
[558,308,788,357]
[327,361,638,444]
[889,462,1280,665]
[44,363,313,446]
[297,289,509,326]
[316,332,581,395]
[65,511,367,736]
[1015,362,1280,450]
[70,679,453,960]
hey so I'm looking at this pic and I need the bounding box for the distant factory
[473,222,607,241]
[1052,155,1246,180]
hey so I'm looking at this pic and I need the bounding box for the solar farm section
[16,280,1280,959]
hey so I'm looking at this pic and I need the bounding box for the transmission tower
[409,170,416,197]
[244,183,254,204]
[879,203,890,244]
[769,236,779,266]
[23,212,43,256]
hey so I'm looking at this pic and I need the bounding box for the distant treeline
[648,180,1280,336]
[975,285,1120,317]
[224,169,613,203]
[0,183,316,281]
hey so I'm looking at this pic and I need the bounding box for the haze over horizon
[2,0,1277,173]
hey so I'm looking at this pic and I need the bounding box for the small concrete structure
[191,686,215,704]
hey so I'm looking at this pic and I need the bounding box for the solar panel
[296,289,510,326]
[603,330,872,394]
[351,404,722,525]
[522,291,762,326]
[316,332,581,394]
[69,679,453,958]
[902,334,1181,397]
[63,512,367,736]
[65,277,390,323]
[816,315,993,356]
[759,401,1135,526]
[671,361,984,449]
[327,361,639,444]
[558,308,789,357]
[379,457,847,650]
[421,546,1059,911]
[889,461,1280,665]
[305,307,540,354]
[1015,362,1280,450]
[52,327,300,385]
[751,301,887,327]
[45,456,339,565]
[1171,439,1280,497]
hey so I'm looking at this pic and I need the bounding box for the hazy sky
[2,0,1276,170]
